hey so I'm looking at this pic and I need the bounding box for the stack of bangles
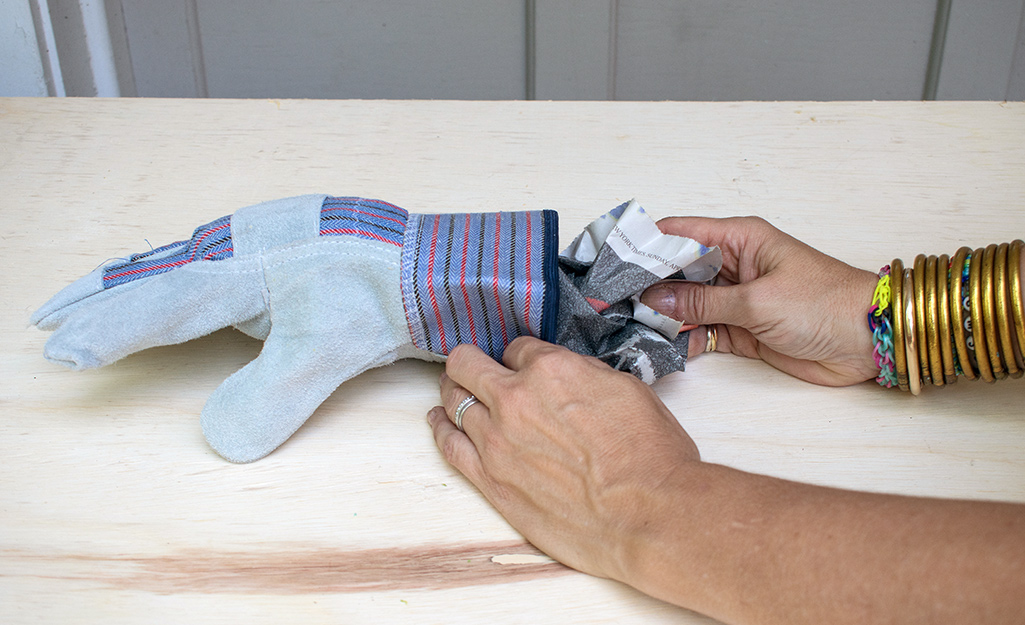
[868,240,1025,394]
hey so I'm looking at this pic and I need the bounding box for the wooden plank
[1,98,1023,624]
[613,0,936,100]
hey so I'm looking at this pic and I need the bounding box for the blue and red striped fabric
[399,210,558,360]
[319,197,408,246]
[102,215,234,288]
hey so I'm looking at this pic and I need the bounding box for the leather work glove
[32,195,558,463]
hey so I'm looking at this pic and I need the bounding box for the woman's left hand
[427,336,701,583]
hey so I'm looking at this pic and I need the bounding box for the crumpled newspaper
[557,200,722,383]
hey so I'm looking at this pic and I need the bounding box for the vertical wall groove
[525,0,536,99]
[29,0,64,95]
[1006,2,1025,98]
[607,0,618,100]
[185,0,208,97]
[923,0,952,99]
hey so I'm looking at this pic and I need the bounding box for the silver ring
[453,395,480,432]
[705,325,718,353]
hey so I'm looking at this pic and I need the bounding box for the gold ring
[924,255,944,386]
[935,253,956,384]
[949,248,975,380]
[981,244,1006,379]
[705,325,718,353]
[969,247,995,382]
[904,269,922,395]
[889,258,909,391]
[912,255,931,385]
[1009,240,1025,372]
[994,243,1021,378]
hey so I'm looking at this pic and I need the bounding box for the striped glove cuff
[400,210,559,360]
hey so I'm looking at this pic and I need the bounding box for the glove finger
[33,213,237,329]
[42,257,266,369]
[32,266,109,330]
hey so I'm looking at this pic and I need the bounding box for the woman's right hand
[643,216,881,386]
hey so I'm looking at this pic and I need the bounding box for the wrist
[615,461,746,618]
[851,267,884,379]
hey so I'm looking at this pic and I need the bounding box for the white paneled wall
[3,0,1024,100]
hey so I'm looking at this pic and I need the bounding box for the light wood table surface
[1,98,1023,624]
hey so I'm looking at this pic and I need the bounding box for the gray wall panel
[613,0,936,100]
[105,0,1025,101]
[196,1,527,99]
[937,0,1025,100]
[534,0,615,100]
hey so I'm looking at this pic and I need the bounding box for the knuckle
[677,282,709,320]
[735,214,771,230]
[439,434,463,463]
[446,344,473,369]
[506,335,536,351]
[530,347,576,378]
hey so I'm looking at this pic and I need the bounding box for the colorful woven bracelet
[947,256,966,377]
[868,266,899,388]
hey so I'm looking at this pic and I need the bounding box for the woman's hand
[641,216,880,386]
[428,338,1025,625]
[427,337,700,583]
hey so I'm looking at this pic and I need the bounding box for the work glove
[32,195,558,462]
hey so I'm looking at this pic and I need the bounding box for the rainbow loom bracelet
[869,266,899,388]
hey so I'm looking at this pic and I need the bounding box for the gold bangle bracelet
[969,248,995,382]
[890,258,909,391]
[935,253,956,384]
[912,255,932,385]
[981,244,1006,379]
[924,255,944,386]
[994,243,1022,378]
[904,269,922,395]
[949,247,975,380]
[1009,240,1025,369]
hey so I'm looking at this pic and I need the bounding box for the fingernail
[640,284,677,317]
[427,407,441,425]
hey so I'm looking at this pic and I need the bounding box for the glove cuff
[400,210,559,359]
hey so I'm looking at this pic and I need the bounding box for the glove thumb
[200,327,405,463]
[200,239,413,463]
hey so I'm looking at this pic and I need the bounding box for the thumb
[639,280,752,328]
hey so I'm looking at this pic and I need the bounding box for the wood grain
[5,541,567,594]
[1,98,1022,624]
